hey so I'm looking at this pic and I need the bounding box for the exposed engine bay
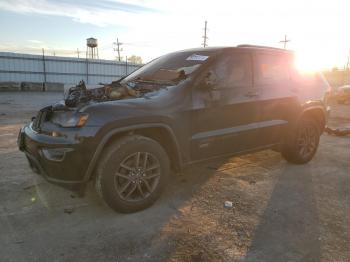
[64,80,138,107]
[64,68,187,108]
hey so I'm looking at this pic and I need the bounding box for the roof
[236,44,292,52]
[177,45,293,54]
[176,46,229,53]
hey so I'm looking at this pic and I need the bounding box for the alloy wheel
[114,152,161,202]
[297,124,318,159]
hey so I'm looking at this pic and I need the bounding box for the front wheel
[95,135,170,213]
[281,118,320,164]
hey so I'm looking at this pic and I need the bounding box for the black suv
[18,45,330,213]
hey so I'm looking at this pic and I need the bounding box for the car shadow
[244,164,322,262]
[10,156,230,262]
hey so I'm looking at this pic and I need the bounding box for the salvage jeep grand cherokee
[18,45,330,213]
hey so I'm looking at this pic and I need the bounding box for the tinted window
[255,53,290,84]
[210,53,252,88]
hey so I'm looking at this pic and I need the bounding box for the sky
[0,0,349,71]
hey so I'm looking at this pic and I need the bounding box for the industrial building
[0,51,142,91]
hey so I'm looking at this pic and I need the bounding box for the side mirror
[199,71,221,102]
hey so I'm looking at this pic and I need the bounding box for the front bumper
[18,123,98,190]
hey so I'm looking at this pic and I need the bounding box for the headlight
[51,112,89,127]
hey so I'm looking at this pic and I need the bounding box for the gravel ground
[0,92,349,262]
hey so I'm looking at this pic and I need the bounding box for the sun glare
[294,51,324,73]
[294,47,342,73]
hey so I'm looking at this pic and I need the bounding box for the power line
[202,21,208,48]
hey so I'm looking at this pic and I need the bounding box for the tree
[127,55,143,64]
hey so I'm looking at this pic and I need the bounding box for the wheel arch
[83,124,182,182]
[300,106,326,132]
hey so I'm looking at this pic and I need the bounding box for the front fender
[82,123,182,182]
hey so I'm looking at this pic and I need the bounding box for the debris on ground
[23,184,37,190]
[63,207,75,214]
[224,201,233,208]
[325,126,350,136]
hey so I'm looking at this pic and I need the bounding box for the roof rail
[237,44,289,51]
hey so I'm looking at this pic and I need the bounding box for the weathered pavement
[0,92,349,261]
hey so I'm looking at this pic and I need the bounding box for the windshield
[121,50,216,84]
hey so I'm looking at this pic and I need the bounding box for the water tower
[86,37,99,59]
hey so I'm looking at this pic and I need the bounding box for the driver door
[190,51,260,161]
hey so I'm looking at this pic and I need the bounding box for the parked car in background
[18,45,330,213]
[333,84,350,104]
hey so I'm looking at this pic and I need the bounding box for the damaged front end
[30,102,88,136]
[64,79,138,108]
[18,99,100,193]
[63,54,206,108]
[33,68,188,133]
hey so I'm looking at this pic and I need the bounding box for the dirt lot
[0,92,349,262]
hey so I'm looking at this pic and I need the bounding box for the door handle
[245,91,259,97]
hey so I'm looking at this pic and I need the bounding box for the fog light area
[41,148,73,161]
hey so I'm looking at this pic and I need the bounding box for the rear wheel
[95,135,170,213]
[281,118,320,164]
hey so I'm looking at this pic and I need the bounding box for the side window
[255,53,290,85]
[210,53,252,88]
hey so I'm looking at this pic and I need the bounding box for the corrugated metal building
[0,52,142,86]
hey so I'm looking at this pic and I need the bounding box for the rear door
[253,51,299,146]
[190,50,261,161]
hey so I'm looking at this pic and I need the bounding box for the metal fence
[0,52,142,86]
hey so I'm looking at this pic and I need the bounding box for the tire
[281,117,320,164]
[95,135,170,213]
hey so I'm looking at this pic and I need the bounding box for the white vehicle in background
[333,84,350,104]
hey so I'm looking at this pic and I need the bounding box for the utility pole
[202,21,208,48]
[279,35,291,49]
[125,56,128,76]
[77,48,80,58]
[346,49,350,70]
[42,48,46,91]
[113,38,123,61]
